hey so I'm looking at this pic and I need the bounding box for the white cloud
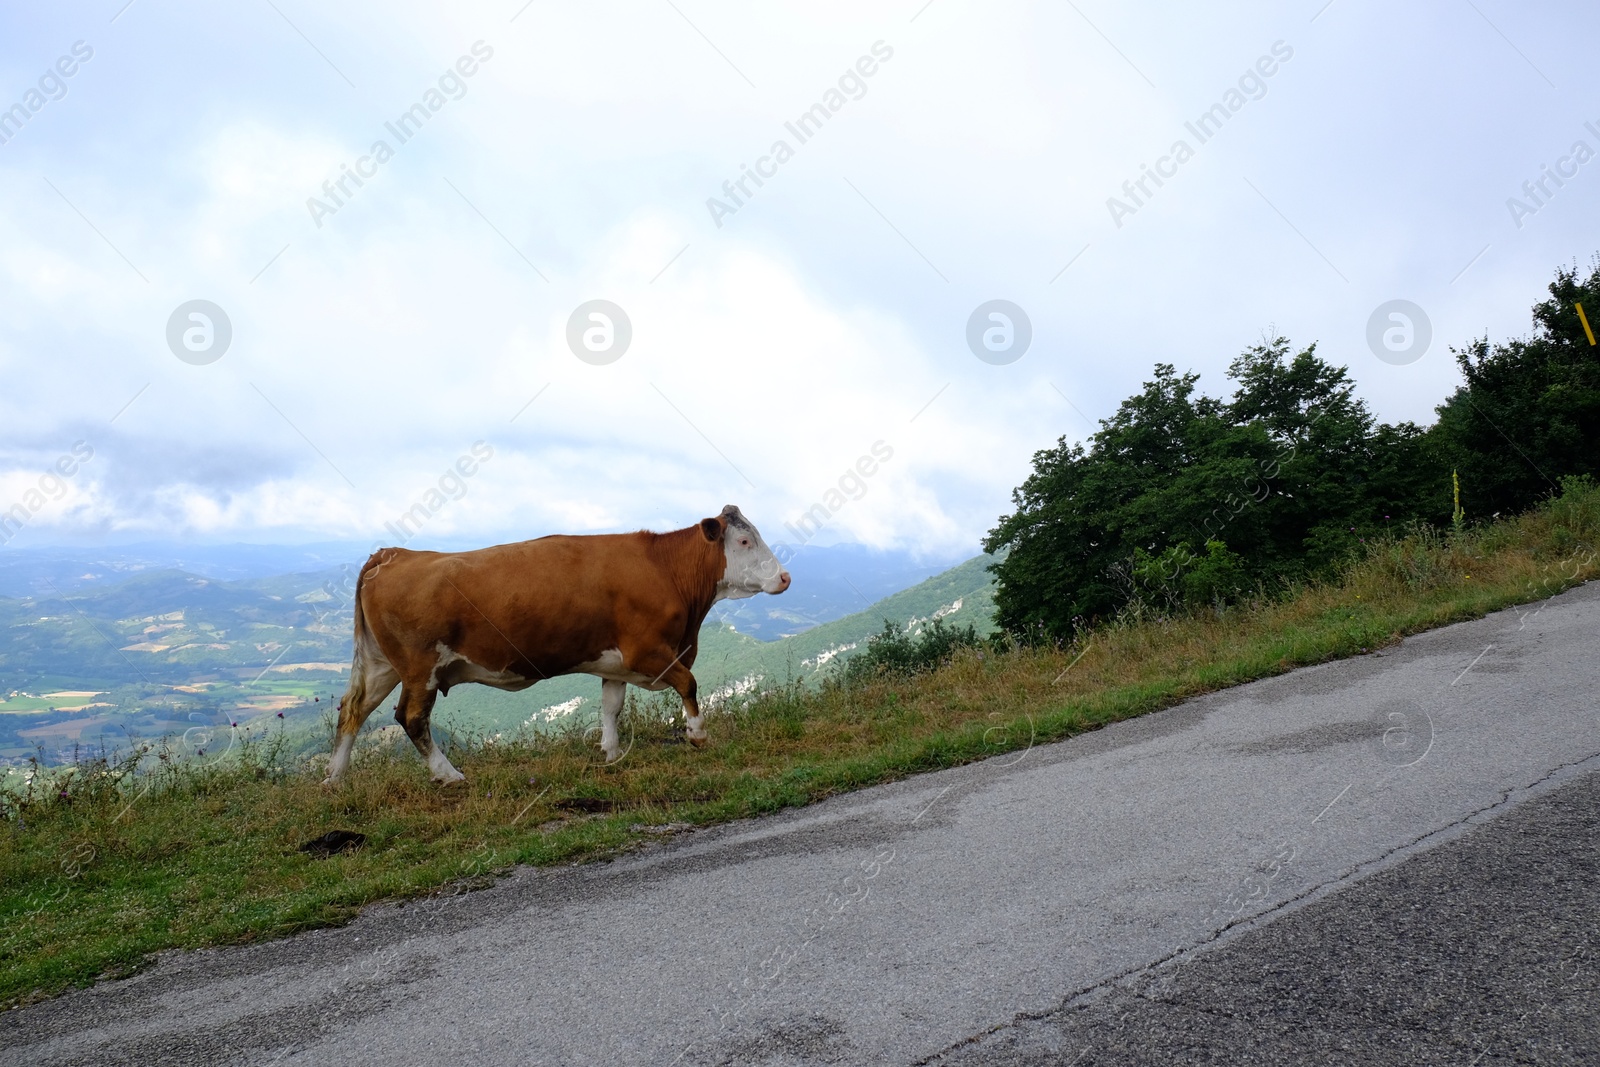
[1,1,1596,556]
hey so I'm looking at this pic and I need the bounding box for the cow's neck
[649,526,727,633]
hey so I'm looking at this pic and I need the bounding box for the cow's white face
[709,505,790,601]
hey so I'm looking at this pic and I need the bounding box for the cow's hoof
[320,776,340,789]
[603,748,624,764]
[433,772,467,786]
[686,733,707,749]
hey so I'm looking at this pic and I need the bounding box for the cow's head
[703,504,791,600]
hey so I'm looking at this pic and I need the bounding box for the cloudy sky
[1,1,1596,560]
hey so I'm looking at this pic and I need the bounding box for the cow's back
[358,533,693,679]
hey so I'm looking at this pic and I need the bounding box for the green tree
[1430,259,1600,518]
[984,340,1425,638]
[985,257,1600,641]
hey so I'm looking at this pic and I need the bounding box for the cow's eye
[739,538,750,547]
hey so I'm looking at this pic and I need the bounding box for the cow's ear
[700,517,724,542]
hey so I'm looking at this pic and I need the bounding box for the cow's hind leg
[598,679,627,763]
[396,683,464,784]
[324,657,400,786]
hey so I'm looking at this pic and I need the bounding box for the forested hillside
[986,259,1600,637]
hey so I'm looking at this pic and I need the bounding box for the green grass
[2,481,1597,1007]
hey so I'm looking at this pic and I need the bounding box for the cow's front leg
[599,679,626,763]
[657,660,706,747]
[630,647,707,748]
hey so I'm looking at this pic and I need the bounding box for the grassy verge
[3,482,1597,1007]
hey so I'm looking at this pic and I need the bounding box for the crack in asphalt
[916,747,1600,1065]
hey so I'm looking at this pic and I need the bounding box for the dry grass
[2,481,1596,1006]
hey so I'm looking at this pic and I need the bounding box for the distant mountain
[0,542,372,598]
[0,567,351,690]
[434,553,1001,734]
[432,556,992,739]
[0,540,963,635]
[0,540,957,625]
[704,542,962,640]
[0,546,999,762]
[693,554,999,693]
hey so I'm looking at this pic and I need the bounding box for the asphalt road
[6,582,1598,1066]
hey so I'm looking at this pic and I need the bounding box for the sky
[1,0,1596,561]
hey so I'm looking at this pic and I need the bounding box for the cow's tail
[336,550,388,731]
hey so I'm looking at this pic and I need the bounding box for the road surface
[7,582,1597,1065]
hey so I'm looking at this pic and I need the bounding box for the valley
[0,543,997,764]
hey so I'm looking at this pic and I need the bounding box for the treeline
[984,258,1600,638]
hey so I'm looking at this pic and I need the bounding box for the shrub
[1129,539,1251,611]
[839,618,983,684]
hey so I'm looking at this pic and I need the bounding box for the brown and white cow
[323,505,790,785]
